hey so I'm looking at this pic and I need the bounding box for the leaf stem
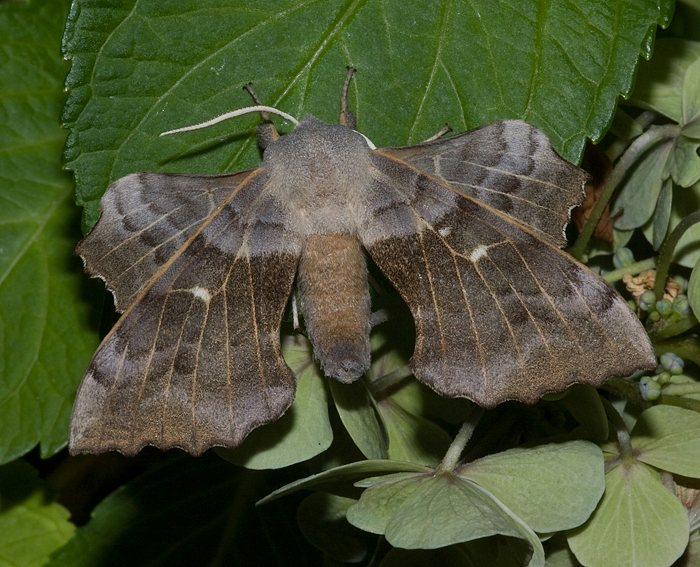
[654,209,700,300]
[438,406,484,471]
[603,258,657,283]
[662,382,700,397]
[602,399,633,458]
[570,125,677,260]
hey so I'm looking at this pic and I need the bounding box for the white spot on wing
[190,286,211,303]
[438,226,452,237]
[469,245,488,263]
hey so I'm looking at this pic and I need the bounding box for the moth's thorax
[263,116,373,235]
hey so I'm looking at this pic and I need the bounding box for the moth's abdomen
[298,234,371,382]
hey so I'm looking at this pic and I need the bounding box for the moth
[70,70,656,455]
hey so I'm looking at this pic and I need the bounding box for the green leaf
[666,181,700,268]
[632,405,700,477]
[387,380,476,426]
[378,394,452,466]
[48,457,243,567]
[63,0,671,227]
[217,335,332,469]
[330,380,388,460]
[613,135,674,230]
[0,461,74,567]
[258,459,430,505]
[458,441,604,533]
[543,535,580,567]
[567,461,688,567]
[682,55,700,136]
[297,493,368,563]
[556,385,609,442]
[690,258,700,322]
[630,38,700,122]
[346,472,545,565]
[667,136,700,187]
[684,531,700,567]
[651,179,673,249]
[346,472,428,535]
[0,0,99,463]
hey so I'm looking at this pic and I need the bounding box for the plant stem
[438,407,484,471]
[570,125,678,260]
[654,209,700,300]
[602,399,634,458]
[649,314,699,340]
[603,258,657,283]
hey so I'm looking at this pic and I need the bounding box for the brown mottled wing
[77,171,256,311]
[358,151,656,407]
[70,169,302,455]
[381,120,587,247]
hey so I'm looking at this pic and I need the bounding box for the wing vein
[469,254,523,358]
[417,226,448,362]
[450,250,488,382]
[511,245,586,350]
[246,254,269,409]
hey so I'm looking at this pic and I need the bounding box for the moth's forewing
[76,170,258,311]
[358,136,655,407]
[382,120,587,247]
[71,169,302,455]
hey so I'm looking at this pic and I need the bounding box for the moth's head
[262,116,374,183]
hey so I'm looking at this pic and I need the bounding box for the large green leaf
[613,134,674,230]
[0,461,74,567]
[0,0,99,463]
[629,38,700,122]
[458,441,604,533]
[62,0,672,230]
[346,472,545,565]
[330,379,389,461]
[632,405,700,478]
[567,460,688,567]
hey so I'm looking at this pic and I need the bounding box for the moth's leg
[422,124,452,143]
[291,289,300,330]
[370,309,389,327]
[339,66,357,129]
[243,82,280,149]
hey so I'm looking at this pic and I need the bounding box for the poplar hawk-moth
[70,73,655,455]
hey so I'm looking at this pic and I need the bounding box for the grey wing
[380,120,588,247]
[357,152,655,407]
[70,169,303,455]
[77,170,258,311]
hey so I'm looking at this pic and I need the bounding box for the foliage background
[1,0,699,566]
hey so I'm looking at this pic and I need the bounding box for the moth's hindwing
[358,131,655,406]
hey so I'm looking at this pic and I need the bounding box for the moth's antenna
[243,83,281,146]
[339,66,356,128]
[160,105,299,137]
[243,83,270,122]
